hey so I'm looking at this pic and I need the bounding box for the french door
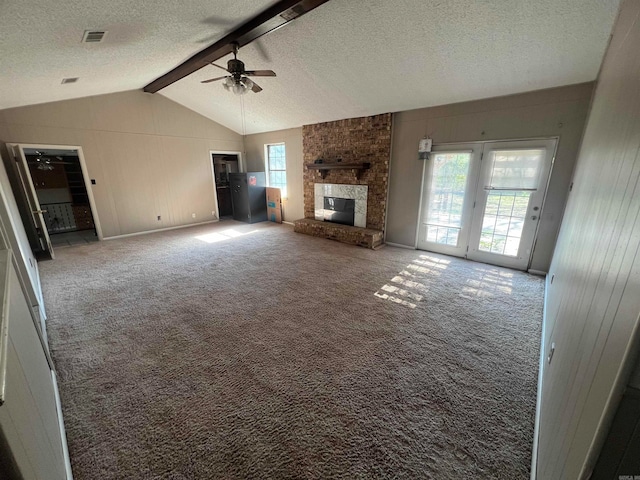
[417,138,556,270]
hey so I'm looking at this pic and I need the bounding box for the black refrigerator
[230,172,268,223]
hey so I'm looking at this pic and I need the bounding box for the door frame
[415,136,559,270]
[9,143,104,241]
[209,150,243,220]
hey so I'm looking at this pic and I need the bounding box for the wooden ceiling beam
[143,0,331,93]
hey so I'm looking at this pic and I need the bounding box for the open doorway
[9,144,101,255]
[211,152,241,219]
[23,147,98,247]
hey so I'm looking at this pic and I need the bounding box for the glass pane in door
[478,190,530,256]
[425,152,471,247]
[486,149,545,189]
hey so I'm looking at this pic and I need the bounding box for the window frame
[264,142,287,198]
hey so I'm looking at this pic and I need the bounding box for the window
[266,143,287,197]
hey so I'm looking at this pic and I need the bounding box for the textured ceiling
[0,0,278,108]
[1,0,620,134]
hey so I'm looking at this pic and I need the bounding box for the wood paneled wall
[536,1,640,477]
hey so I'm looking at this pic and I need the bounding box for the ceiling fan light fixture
[242,77,254,90]
[37,162,54,171]
[223,77,235,89]
[223,76,253,95]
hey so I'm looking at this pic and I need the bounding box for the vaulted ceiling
[0,0,619,134]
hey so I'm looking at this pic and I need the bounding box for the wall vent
[82,30,107,43]
[61,77,79,84]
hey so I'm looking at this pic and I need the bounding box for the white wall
[0,90,244,238]
[536,1,640,477]
[244,127,304,222]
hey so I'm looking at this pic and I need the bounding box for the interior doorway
[211,151,241,219]
[417,138,557,270]
[9,144,101,257]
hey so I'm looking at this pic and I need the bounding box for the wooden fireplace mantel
[305,162,371,179]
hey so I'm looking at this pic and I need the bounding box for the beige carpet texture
[40,221,544,479]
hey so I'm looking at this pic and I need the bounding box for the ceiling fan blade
[201,76,228,84]
[202,15,236,27]
[244,70,276,77]
[251,81,263,93]
[197,16,238,43]
[29,160,70,164]
[210,63,229,72]
[254,39,271,62]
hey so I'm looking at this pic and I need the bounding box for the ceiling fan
[201,42,276,95]
[28,151,74,170]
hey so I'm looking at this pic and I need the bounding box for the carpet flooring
[40,220,544,479]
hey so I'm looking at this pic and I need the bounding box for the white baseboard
[528,269,548,276]
[103,220,218,241]
[385,242,416,250]
[282,221,294,226]
[530,274,550,479]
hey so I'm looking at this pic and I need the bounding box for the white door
[8,144,55,259]
[417,144,482,256]
[418,139,556,270]
[466,139,556,270]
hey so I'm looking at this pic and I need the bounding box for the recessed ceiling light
[82,30,107,43]
[61,77,79,84]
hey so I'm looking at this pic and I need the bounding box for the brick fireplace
[294,113,392,248]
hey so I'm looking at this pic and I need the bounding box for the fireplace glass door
[324,197,355,226]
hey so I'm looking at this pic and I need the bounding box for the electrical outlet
[212,210,216,216]
[192,213,196,218]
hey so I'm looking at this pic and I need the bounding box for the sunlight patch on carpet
[460,266,515,298]
[374,254,451,308]
[195,228,260,244]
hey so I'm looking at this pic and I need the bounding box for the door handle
[33,209,48,214]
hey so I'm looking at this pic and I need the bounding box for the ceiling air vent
[82,30,107,43]
[61,77,79,84]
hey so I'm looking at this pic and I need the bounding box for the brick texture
[302,113,392,232]
[293,218,384,249]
